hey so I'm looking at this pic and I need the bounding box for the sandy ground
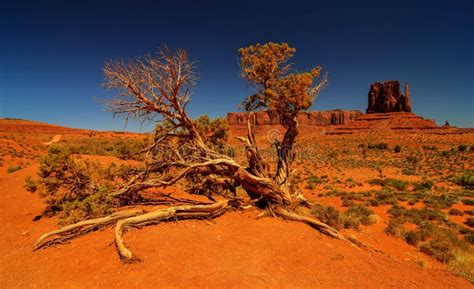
[0,164,471,289]
[0,118,472,288]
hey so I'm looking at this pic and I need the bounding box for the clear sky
[1,0,473,131]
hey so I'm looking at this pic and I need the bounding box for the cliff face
[367,80,412,113]
[227,110,363,126]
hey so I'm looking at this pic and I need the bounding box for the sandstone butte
[227,80,445,132]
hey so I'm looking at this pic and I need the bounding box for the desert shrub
[374,189,398,205]
[412,177,433,191]
[58,186,116,224]
[404,230,425,246]
[458,144,468,152]
[385,178,408,191]
[193,115,229,148]
[385,218,405,237]
[341,197,353,207]
[405,155,420,165]
[24,175,37,193]
[423,194,458,209]
[465,218,474,228]
[306,175,323,189]
[368,178,384,186]
[459,227,473,235]
[461,199,474,206]
[453,171,474,189]
[402,167,417,176]
[37,146,121,224]
[339,204,376,230]
[448,208,463,216]
[311,204,341,228]
[394,145,401,153]
[464,234,474,245]
[7,165,22,173]
[422,145,437,151]
[420,239,455,263]
[368,143,388,150]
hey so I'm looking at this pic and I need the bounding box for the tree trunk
[275,115,298,201]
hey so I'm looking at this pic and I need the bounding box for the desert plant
[420,239,455,263]
[458,144,468,152]
[461,199,474,206]
[448,208,463,216]
[394,145,401,153]
[465,218,474,228]
[7,165,22,173]
[34,43,348,262]
[453,171,474,189]
[311,204,341,228]
[24,175,37,193]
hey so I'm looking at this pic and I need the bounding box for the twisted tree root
[114,200,230,261]
[34,209,143,249]
[275,207,349,242]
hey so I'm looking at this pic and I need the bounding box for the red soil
[0,120,472,288]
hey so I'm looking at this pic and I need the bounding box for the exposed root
[275,207,350,243]
[34,209,143,249]
[114,200,230,261]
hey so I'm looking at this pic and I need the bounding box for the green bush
[24,175,37,193]
[340,204,376,229]
[453,172,474,189]
[37,146,121,224]
[394,145,401,153]
[461,199,474,206]
[420,239,455,263]
[464,234,474,245]
[412,177,434,191]
[7,165,22,173]
[465,218,474,228]
[368,143,388,150]
[311,204,341,228]
[458,144,468,152]
[448,208,463,216]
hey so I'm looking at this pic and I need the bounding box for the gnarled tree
[34,43,346,262]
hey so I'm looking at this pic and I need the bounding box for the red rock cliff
[227,110,363,126]
[367,80,412,113]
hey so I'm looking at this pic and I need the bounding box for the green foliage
[7,165,22,173]
[368,178,407,191]
[394,145,401,153]
[368,143,388,150]
[412,177,434,191]
[422,145,437,151]
[311,204,341,228]
[464,234,474,245]
[465,218,474,228]
[420,239,455,263]
[24,175,37,193]
[448,208,463,216]
[458,144,468,152]
[461,199,474,206]
[453,171,474,189]
[194,115,229,148]
[311,203,376,231]
[306,175,323,189]
[36,146,124,224]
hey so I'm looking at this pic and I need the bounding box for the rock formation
[227,110,362,126]
[366,80,412,113]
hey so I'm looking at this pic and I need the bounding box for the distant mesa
[227,80,450,132]
[227,110,362,126]
[367,80,412,113]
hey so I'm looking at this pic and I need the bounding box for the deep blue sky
[1,0,473,131]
